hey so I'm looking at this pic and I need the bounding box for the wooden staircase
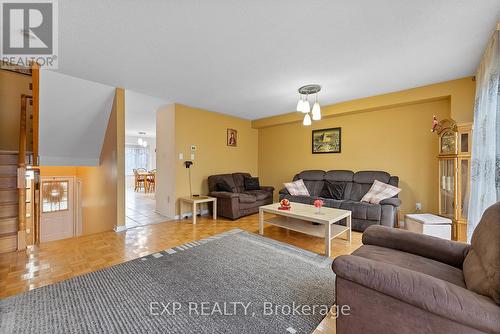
[0,152,19,252]
[0,64,39,253]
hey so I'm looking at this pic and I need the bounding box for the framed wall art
[312,127,341,154]
[227,128,237,147]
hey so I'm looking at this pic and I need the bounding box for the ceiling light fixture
[297,85,321,126]
[137,131,147,147]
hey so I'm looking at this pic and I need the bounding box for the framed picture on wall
[312,127,341,154]
[227,128,237,147]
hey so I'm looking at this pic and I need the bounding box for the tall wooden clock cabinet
[437,122,472,242]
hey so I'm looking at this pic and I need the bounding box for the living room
[0,1,499,333]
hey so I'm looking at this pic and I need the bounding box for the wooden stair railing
[17,95,30,250]
[17,94,39,251]
[32,62,40,166]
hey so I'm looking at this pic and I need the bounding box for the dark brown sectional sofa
[208,173,274,219]
[279,170,400,232]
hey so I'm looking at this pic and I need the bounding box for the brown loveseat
[332,202,500,334]
[208,173,274,219]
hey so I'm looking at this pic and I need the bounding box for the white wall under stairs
[39,70,116,166]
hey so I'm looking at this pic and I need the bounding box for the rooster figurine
[431,115,439,132]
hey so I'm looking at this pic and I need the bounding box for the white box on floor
[404,214,452,240]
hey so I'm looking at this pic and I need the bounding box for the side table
[179,196,217,224]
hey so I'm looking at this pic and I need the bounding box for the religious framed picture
[312,127,341,154]
[227,128,237,147]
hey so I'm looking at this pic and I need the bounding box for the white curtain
[125,145,149,175]
[467,28,500,242]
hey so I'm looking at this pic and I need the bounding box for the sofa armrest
[362,225,470,268]
[209,191,239,199]
[379,198,401,207]
[332,255,500,333]
[260,186,275,192]
[279,188,289,195]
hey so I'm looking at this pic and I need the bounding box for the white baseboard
[154,209,173,220]
[175,208,209,220]
[114,225,127,232]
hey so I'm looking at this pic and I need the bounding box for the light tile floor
[125,186,169,229]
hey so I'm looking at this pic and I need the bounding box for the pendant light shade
[138,138,143,146]
[303,113,312,126]
[302,98,311,114]
[296,96,304,112]
[312,102,321,120]
[142,141,148,147]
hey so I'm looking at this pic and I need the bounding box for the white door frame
[75,178,83,237]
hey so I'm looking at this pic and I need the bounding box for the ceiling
[56,0,500,120]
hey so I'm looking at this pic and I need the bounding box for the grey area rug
[1,229,335,334]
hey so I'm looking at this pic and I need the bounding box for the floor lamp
[184,160,193,197]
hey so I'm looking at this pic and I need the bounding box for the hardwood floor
[0,213,362,333]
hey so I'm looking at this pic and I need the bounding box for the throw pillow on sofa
[361,179,401,204]
[320,181,345,199]
[284,179,310,196]
[216,181,233,192]
[244,177,261,190]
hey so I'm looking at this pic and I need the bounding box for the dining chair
[147,169,156,192]
[134,168,147,192]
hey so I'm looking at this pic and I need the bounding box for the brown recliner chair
[332,202,500,334]
[208,173,274,219]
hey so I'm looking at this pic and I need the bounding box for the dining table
[136,172,156,192]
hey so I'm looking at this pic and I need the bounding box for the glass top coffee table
[259,202,351,257]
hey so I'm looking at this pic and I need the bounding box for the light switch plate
[190,153,195,160]
[416,202,422,211]
[179,153,184,160]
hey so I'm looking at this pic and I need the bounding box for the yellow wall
[174,104,258,214]
[85,87,125,233]
[115,89,126,229]
[255,77,476,217]
[38,166,77,177]
[75,166,116,234]
[38,88,125,236]
[0,70,32,151]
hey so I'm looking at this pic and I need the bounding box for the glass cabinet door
[439,158,456,219]
[458,158,470,221]
[459,131,471,154]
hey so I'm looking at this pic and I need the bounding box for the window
[125,144,149,175]
[42,181,69,213]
